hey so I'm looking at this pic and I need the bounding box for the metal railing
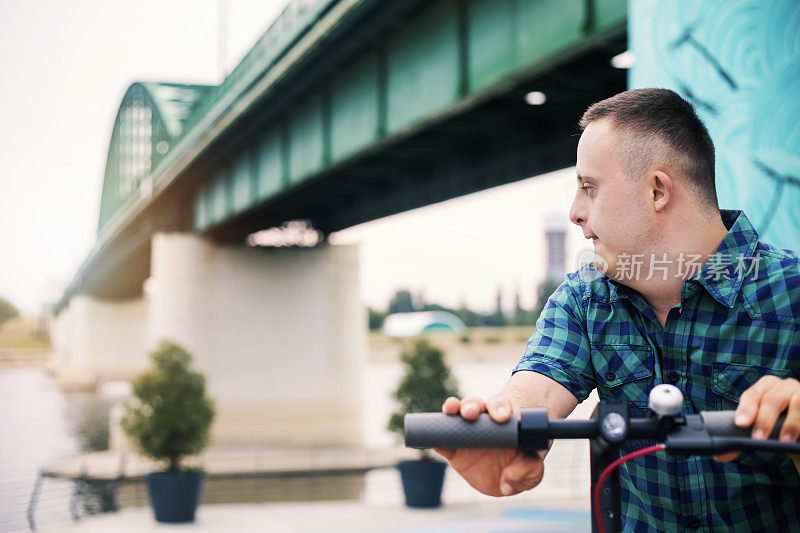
[0,466,73,532]
[179,0,337,139]
[0,455,128,532]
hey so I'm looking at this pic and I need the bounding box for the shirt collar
[605,210,759,309]
[694,209,759,308]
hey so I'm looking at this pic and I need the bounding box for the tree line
[368,278,561,331]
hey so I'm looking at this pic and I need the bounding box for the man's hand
[433,395,545,497]
[714,375,800,471]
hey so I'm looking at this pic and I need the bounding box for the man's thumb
[499,452,544,496]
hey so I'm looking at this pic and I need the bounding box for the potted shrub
[121,341,215,523]
[388,337,459,507]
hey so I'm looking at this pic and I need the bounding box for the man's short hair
[579,88,717,209]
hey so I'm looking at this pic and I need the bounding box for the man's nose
[569,193,586,226]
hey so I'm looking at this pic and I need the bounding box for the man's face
[569,119,656,281]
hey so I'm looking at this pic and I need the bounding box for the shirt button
[667,371,679,384]
[687,516,701,529]
[605,371,616,380]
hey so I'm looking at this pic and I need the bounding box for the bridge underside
[210,40,627,241]
[69,0,627,303]
[82,43,626,301]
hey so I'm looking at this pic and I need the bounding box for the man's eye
[580,185,592,192]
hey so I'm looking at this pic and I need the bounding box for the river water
[0,366,114,532]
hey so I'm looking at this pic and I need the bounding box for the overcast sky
[0,0,585,314]
[0,0,289,312]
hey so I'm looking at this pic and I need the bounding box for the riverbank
[367,327,531,364]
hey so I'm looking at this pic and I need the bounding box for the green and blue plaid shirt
[515,210,800,532]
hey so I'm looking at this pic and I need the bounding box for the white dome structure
[382,311,467,338]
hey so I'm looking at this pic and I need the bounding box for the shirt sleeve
[513,279,595,403]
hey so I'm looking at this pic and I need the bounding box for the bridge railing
[180,0,338,141]
[76,0,343,280]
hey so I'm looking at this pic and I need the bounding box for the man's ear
[652,170,671,212]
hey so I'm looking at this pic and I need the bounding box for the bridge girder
[59,0,627,309]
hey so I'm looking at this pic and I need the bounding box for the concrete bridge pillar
[50,295,149,391]
[147,233,366,447]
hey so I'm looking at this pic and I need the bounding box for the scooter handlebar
[404,410,799,454]
[404,412,518,449]
[700,411,784,439]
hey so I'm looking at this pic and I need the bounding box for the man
[437,89,800,531]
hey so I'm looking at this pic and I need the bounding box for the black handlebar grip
[700,411,786,439]
[404,412,518,449]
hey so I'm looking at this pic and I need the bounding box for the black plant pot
[396,458,447,508]
[145,471,204,523]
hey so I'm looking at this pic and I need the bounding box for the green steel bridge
[59,0,627,310]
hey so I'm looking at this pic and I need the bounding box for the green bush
[121,341,215,472]
[368,307,387,330]
[0,297,19,327]
[388,338,459,454]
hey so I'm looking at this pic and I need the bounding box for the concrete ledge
[41,446,419,481]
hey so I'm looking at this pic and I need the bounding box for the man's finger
[751,380,795,440]
[442,396,461,415]
[460,397,486,420]
[735,375,783,425]
[486,395,513,423]
[499,451,544,496]
[735,379,767,427]
[778,390,800,444]
[713,451,740,463]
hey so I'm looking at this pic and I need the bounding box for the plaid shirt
[515,210,800,532]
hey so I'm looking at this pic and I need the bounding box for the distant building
[382,311,466,338]
[545,216,567,281]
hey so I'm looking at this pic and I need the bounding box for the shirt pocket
[592,344,655,410]
[712,362,798,470]
[712,362,796,409]
[592,345,656,452]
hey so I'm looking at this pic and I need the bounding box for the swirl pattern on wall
[631,0,800,249]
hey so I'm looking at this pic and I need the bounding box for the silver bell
[648,384,683,417]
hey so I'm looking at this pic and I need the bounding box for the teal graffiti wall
[630,0,800,250]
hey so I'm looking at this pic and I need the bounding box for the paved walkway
[31,465,592,533]
[38,500,591,533]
